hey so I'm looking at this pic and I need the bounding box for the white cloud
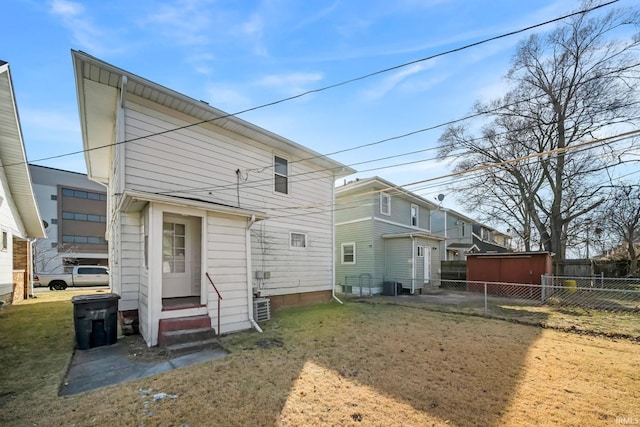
[203,84,253,112]
[50,0,82,16]
[48,0,123,56]
[144,0,215,46]
[361,63,431,100]
[186,53,216,75]
[254,72,324,96]
[241,13,263,36]
[21,108,80,137]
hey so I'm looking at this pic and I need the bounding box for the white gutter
[331,176,343,304]
[246,215,263,333]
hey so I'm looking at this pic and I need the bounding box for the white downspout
[332,175,343,304]
[411,234,416,294]
[28,238,36,298]
[443,210,448,261]
[246,215,262,333]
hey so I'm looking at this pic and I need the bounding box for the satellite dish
[437,194,445,202]
[42,220,49,229]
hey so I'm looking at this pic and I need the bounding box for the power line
[238,129,640,217]
[8,0,620,170]
[152,115,640,198]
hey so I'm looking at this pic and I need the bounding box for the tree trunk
[628,226,638,277]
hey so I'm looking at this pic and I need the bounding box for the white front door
[162,217,191,298]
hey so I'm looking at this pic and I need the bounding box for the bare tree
[439,2,640,267]
[594,185,640,275]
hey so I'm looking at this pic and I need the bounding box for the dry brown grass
[1,293,638,426]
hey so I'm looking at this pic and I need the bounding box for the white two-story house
[72,51,353,346]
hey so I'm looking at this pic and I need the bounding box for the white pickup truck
[34,266,110,290]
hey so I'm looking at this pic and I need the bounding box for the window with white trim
[274,155,289,194]
[380,193,390,215]
[411,204,419,227]
[1,231,7,251]
[417,245,424,257]
[290,232,307,248]
[341,242,356,264]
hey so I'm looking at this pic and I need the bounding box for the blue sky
[3,0,635,215]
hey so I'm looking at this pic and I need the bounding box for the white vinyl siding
[123,96,336,299]
[119,212,142,312]
[206,212,251,333]
[125,95,334,306]
[0,164,28,296]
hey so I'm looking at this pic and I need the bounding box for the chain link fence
[341,274,376,297]
[348,276,640,339]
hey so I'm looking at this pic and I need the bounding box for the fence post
[541,274,546,302]
[600,272,604,289]
[483,282,488,316]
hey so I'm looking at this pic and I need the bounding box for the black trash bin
[71,293,120,350]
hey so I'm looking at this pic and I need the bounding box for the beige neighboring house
[72,51,354,347]
[0,61,46,303]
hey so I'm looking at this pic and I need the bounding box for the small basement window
[290,232,307,248]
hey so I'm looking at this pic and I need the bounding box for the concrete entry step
[165,337,222,357]
[158,315,219,356]
[159,314,212,333]
[161,327,218,347]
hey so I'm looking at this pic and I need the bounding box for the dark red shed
[466,252,553,297]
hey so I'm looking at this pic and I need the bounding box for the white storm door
[424,248,431,284]
[162,219,191,298]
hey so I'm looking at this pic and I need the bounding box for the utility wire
[152,115,640,197]
[6,0,620,169]
[235,129,640,216]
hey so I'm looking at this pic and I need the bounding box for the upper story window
[62,235,107,245]
[411,204,419,227]
[380,193,390,216]
[62,188,107,201]
[274,155,288,194]
[290,232,307,249]
[62,211,107,223]
[1,230,7,251]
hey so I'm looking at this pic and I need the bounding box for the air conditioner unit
[253,298,271,323]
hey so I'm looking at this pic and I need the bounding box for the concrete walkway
[61,338,228,396]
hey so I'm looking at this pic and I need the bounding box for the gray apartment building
[29,165,108,273]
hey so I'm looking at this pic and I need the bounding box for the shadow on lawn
[211,300,549,427]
